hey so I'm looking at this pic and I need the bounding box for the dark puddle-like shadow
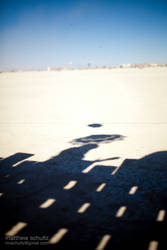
[0,134,167,249]
[88,123,102,128]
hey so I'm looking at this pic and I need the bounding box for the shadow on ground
[0,134,167,249]
[88,123,102,128]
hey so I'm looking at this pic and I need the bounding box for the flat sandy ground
[0,68,167,162]
[0,68,167,249]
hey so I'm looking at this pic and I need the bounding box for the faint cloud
[68,2,89,20]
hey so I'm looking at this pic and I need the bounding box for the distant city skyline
[1,0,167,71]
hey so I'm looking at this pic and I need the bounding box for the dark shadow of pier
[0,133,167,249]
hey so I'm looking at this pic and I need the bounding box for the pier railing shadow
[0,133,167,249]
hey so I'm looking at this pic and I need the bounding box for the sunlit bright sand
[49,228,68,244]
[0,68,167,162]
[5,222,27,237]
